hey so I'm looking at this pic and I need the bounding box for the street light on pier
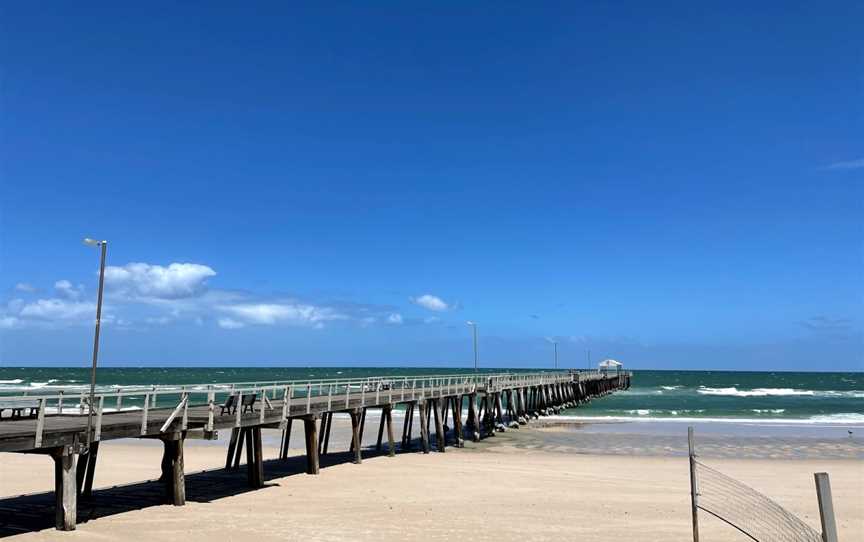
[553,340,558,370]
[466,321,478,372]
[83,237,107,451]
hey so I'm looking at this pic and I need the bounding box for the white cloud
[18,298,95,322]
[105,262,216,300]
[410,294,450,312]
[54,280,83,300]
[0,315,19,328]
[825,158,864,171]
[217,302,347,328]
[387,313,403,325]
[217,318,246,329]
[14,283,35,293]
[423,316,441,324]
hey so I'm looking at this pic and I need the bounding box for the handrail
[9,369,632,449]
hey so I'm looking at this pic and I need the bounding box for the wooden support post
[467,393,479,441]
[248,427,263,489]
[350,409,362,464]
[226,427,240,469]
[404,403,415,450]
[53,445,77,531]
[233,426,245,469]
[280,419,293,460]
[79,442,99,497]
[688,427,699,542]
[303,416,320,474]
[384,405,396,457]
[401,403,412,449]
[452,396,464,447]
[359,407,367,446]
[814,473,838,542]
[172,435,185,505]
[432,398,445,452]
[418,401,430,453]
[321,412,333,456]
[376,407,386,451]
[160,432,186,505]
[495,393,504,424]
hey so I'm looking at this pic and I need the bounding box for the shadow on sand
[0,448,402,537]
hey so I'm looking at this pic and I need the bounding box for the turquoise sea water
[0,367,861,424]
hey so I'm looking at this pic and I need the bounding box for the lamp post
[553,341,558,370]
[83,238,107,451]
[466,321,478,372]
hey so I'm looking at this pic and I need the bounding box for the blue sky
[1,2,861,370]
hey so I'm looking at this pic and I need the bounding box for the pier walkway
[0,370,631,531]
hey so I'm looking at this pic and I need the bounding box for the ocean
[0,367,861,424]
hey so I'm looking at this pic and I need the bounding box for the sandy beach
[1,418,861,541]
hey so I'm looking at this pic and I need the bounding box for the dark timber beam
[384,404,396,457]
[432,398,445,452]
[417,401,430,453]
[303,415,320,475]
[350,409,362,464]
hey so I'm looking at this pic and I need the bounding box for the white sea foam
[751,409,786,414]
[697,386,814,397]
[0,379,24,384]
[661,385,682,391]
[551,413,864,425]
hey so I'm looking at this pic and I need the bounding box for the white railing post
[95,395,104,441]
[34,398,46,448]
[306,384,312,414]
[206,390,215,432]
[141,394,150,435]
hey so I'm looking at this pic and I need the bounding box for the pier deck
[0,370,631,531]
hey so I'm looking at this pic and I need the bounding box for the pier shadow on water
[0,449,397,537]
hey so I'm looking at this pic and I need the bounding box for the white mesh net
[694,460,822,542]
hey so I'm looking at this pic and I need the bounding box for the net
[694,460,822,542]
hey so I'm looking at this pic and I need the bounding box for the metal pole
[554,342,558,370]
[85,241,107,451]
[472,324,478,372]
[814,473,838,542]
[688,426,700,542]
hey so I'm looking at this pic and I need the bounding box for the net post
[688,426,700,542]
[814,473,838,542]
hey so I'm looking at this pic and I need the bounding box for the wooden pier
[0,370,631,531]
